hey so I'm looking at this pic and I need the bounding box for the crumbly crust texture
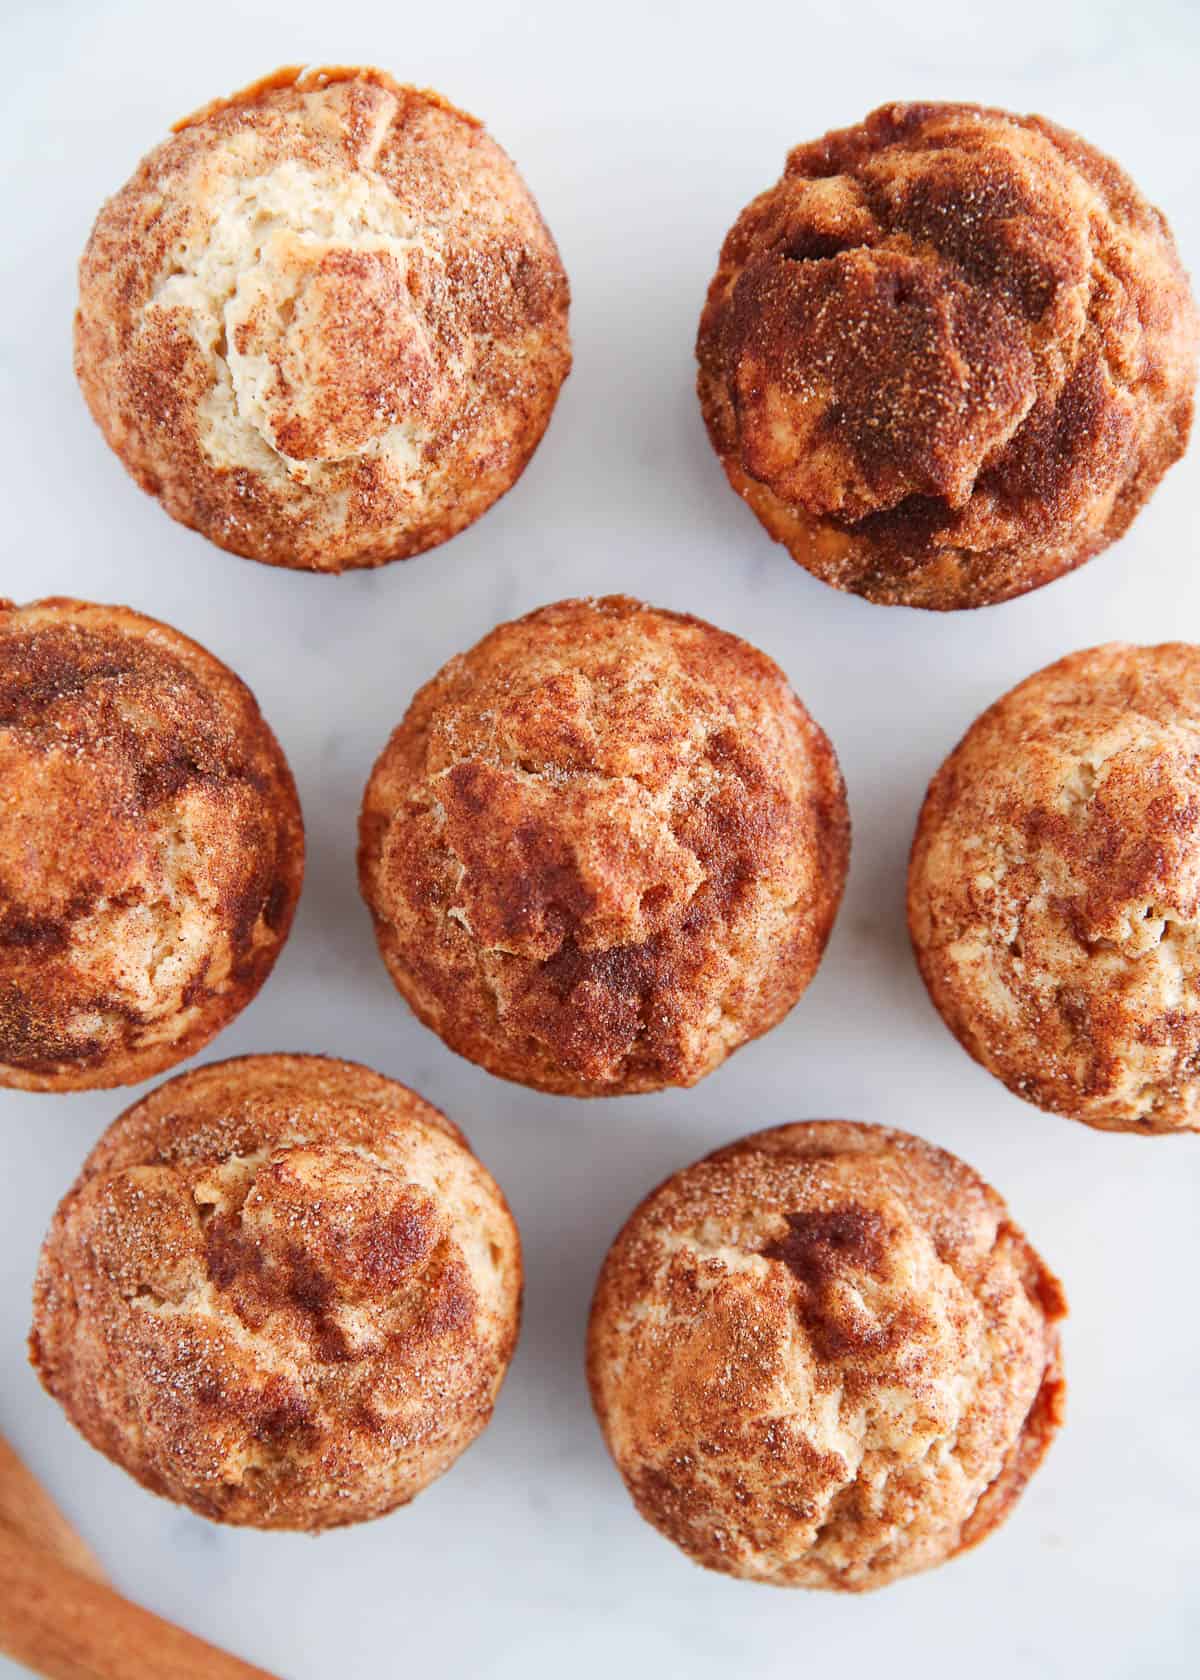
[75,66,571,572]
[587,1121,1065,1590]
[30,1054,522,1530]
[910,642,1200,1132]
[358,596,850,1096]
[697,102,1198,610]
[0,598,303,1091]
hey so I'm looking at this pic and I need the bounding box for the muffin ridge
[588,1119,1065,1590]
[358,596,850,1096]
[908,641,1200,1131]
[75,65,571,570]
[30,1052,521,1530]
[0,597,303,1090]
[698,101,1198,608]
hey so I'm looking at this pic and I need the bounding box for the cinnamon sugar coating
[75,66,571,572]
[910,643,1200,1132]
[0,599,302,1091]
[587,1121,1065,1589]
[358,597,849,1096]
[698,102,1198,609]
[30,1055,521,1530]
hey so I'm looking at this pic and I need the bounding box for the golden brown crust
[587,1121,1065,1590]
[29,1053,522,1531]
[697,102,1198,610]
[0,599,303,1091]
[909,642,1200,1132]
[75,66,571,572]
[170,66,484,135]
[358,596,850,1096]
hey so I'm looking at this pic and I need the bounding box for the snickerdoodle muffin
[358,596,849,1096]
[0,599,302,1091]
[30,1054,521,1530]
[75,66,571,571]
[588,1121,1065,1590]
[697,102,1198,609]
[910,642,1200,1133]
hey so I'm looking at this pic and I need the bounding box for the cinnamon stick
[0,1522,281,1680]
[0,1436,106,1586]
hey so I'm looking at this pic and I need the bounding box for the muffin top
[698,102,1198,609]
[30,1054,521,1530]
[359,596,849,1096]
[0,598,302,1091]
[588,1121,1065,1590]
[76,66,570,571]
[910,642,1200,1132]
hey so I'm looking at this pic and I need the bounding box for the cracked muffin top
[30,1054,521,1530]
[0,598,302,1091]
[587,1121,1065,1590]
[697,102,1198,609]
[358,596,849,1096]
[75,65,571,572]
[909,642,1200,1132]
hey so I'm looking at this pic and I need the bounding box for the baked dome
[588,1121,1065,1590]
[697,102,1198,610]
[30,1054,521,1531]
[0,598,302,1091]
[358,596,849,1096]
[75,66,571,572]
[909,642,1200,1133]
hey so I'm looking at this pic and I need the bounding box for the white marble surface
[1,1,1198,1675]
